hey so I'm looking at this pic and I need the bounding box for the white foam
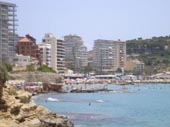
[47,97,59,102]
[96,99,104,103]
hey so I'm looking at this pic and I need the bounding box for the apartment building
[75,45,88,71]
[93,40,117,72]
[40,33,65,74]
[64,35,87,72]
[39,43,51,67]
[115,40,126,69]
[93,39,126,72]
[17,35,40,60]
[0,2,18,63]
[56,39,65,74]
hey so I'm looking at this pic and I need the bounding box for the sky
[3,0,170,50]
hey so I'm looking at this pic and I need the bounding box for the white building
[0,2,18,63]
[75,45,88,71]
[13,54,31,66]
[64,35,88,72]
[39,43,51,67]
[40,33,65,74]
[93,39,126,72]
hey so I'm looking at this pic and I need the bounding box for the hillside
[126,36,170,74]
[8,72,62,83]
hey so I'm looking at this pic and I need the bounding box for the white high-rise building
[64,35,88,72]
[93,39,126,72]
[75,45,88,71]
[0,2,18,63]
[39,43,51,67]
[40,33,65,74]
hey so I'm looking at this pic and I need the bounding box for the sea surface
[33,84,170,127]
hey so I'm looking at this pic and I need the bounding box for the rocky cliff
[0,86,74,127]
[8,72,63,83]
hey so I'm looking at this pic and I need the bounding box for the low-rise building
[125,58,145,71]
[17,34,40,61]
[13,54,30,66]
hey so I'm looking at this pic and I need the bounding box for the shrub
[37,65,56,73]
[26,65,35,72]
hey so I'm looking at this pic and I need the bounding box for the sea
[33,84,170,127]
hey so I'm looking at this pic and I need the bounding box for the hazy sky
[4,0,170,50]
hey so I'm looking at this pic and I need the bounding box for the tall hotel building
[64,35,88,72]
[0,2,17,63]
[93,39,126,72]
[40,33,65,74]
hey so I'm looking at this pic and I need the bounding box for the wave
[96,99,104,103]
[47,97,59,102]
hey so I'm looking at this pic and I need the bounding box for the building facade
[93,40,117,72]
[64,35,88,72]
[40,33,65,74]
[56,39,65,74]
[17,35,40,60]
[93,39,126,72]
[75,45,88,71]
[0,2,18,63]
[39,43,51,67]
[13,54,31,66]
[115,40,126,69]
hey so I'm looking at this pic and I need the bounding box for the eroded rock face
[0,87,74,127]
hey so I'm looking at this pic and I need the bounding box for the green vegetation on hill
[26,65,56,73]
[127,35,170,74]
[26,65,35,72]
[37,65,56,73]
[127,36,170,54]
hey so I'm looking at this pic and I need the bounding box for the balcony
[1,37,8,40]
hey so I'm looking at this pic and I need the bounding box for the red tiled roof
[19,37,32,42]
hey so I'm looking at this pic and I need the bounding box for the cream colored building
[13,54,31,66]
[40,33,65,74]
[125,58,145,71]
[93,39,126,72]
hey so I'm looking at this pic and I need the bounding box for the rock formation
[0,86,74,127]
[8,72,63,83]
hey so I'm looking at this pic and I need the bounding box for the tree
[0,64,8,85]
[0,64,8,98]
[37,65,56,73]
[83,65,93,74]
[65,61,75,71]
[26,65,35,72]
[116,68,122,73]
[4,63,12,72]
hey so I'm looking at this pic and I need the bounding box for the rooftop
[0,1,16,6]
[19,37,32,43]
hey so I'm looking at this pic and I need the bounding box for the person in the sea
[89,102,91,106]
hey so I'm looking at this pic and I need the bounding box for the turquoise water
[34,84,170,127]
